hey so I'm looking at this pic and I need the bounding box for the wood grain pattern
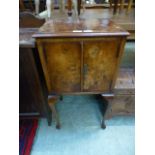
[37,41,52,92]
[111,38,126,89]
[34,19,128,96]
[83,39,120,92]
[115,68,134,94]
[103,68,135,119]
[33,19,129,38]
[34,19,129,129]
[110,95,134,115]
[104,94,134,119]
[43,42,81,93]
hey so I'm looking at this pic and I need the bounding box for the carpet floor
[19,119,38,155]
[31,95,135,155]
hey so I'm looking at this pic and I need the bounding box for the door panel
[44,42,81,93]
[83,39,120,92]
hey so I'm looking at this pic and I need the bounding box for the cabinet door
[43,42,81,93]
[83,39,120,92]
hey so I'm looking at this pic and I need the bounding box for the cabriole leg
[99,94,114,129]
[48,96,61,129]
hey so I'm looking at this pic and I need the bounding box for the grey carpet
[31,95,135,155]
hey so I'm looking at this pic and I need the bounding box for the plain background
[0,1,155,154]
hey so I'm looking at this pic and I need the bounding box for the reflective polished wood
[33,18,129,129]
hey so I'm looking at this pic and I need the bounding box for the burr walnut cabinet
[33,18,129,129]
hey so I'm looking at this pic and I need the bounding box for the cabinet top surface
[33,18,129,38]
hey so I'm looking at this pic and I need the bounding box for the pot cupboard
[33,18,129,128]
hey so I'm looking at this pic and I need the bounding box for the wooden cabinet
[35,37,127,94]
[19,28,51,124]
[19,48,41,114]
[104,69,135,119]
[33,19,129,128]
[19,47,50,119]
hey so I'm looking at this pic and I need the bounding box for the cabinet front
[43,42,81,93]
[83,39,120,92]
[38,37,123,94]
